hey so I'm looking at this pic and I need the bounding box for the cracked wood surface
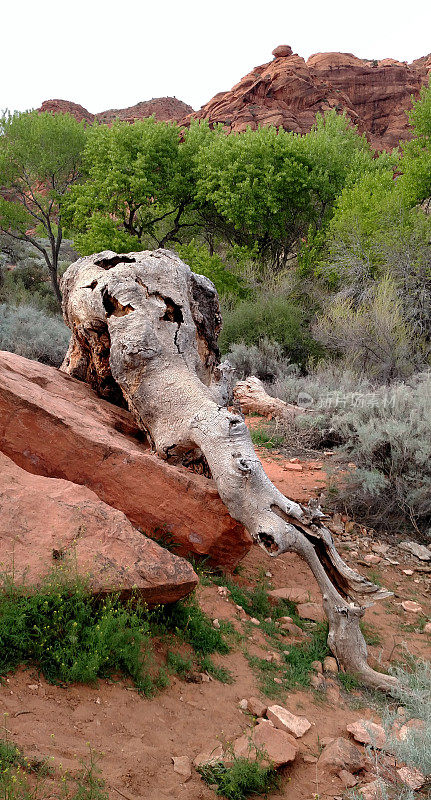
[61,249,398,691]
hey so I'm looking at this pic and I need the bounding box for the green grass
[338,671,361,692]
[212,575,298,625]
[151,593,230,656]
[197,750,280,800]
[360,621,382,647]
[245,624,330,698]
[250,426,285,451]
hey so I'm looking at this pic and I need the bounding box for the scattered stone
[234,719,298,768]
[402,569,414,576]
[296,602,326,623]
[302,754,318,764]
[265,571,273,578]
[311,660,323,673]
[239,699,248,710]
[320,737,335,747]
[217,586,228,597]
[346,720,386,749]
[396,766,425,789]
[371,543,389,555]
[246,697,267,718]
[268,587,310,604]
[323,656,338,674]
[273,677,283,685]
[363,554,381,565]
[424,622,431,634]
[326,682,341,704]
[357,778,387,800]
[399,541,431,561]
[317,737,364,773]
[250,617,260,626]
[279,619,304,636]
[310,674,325,690]
[266,705,312,738]
[338,769,358,788]
[283,463,303,472]
[212,619,220,629]
[193,744,223,768]
[401,600,423,613]
[397,718,425,740]
[172,756,191,780]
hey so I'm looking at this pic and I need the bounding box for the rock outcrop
[0,351,251,569]
[191,46,431,149]
[0,452,197,604]
[38,97,194,124]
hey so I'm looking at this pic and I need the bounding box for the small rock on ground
[318,737,364,774]
[233,719,297,768]
[266,705,312,738]
[172,756,191,780]
[346,720,386,749]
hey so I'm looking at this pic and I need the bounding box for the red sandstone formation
[0,351,251,569]
[191,46,431,149]
[0,452,198,604]
[38,96,193,124]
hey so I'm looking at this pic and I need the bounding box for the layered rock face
[191,46,431,149]
[0,452,197,604]
[38,96,193,124]
[0,351,251,568]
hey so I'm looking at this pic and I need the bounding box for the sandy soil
[1,439,429,800]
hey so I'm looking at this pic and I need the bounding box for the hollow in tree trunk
[60,249,398,692]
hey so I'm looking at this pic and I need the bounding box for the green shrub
[274,366,431,535]
[219,293,322,366]
[197,749,279,800]
[0,575,157,695]
[314,276,422,382]
[226,339,295,383]
[0,303,70,366]
[152,593,230,656]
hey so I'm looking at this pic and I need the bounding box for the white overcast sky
[3,0,431,114]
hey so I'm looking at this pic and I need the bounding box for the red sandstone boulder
[0,452,197,604]
[272,45,293,58]
[0,351,251,568]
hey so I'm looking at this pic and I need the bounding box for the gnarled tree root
[61,249,398,692]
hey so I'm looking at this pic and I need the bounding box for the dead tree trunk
[61,249,398,691]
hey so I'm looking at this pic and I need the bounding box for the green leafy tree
[0,110,86,303]
[400,79,431,205]
[65,118,213,255]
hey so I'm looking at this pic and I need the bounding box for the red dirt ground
[1,441,429,800]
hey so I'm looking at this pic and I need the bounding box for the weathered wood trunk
[61,249,398,691]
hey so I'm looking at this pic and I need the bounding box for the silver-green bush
[0,304,70,367]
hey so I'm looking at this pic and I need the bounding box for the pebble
[401,600,423,613]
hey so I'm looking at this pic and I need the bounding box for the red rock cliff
[191,46,431,149]
[38,96,193,124]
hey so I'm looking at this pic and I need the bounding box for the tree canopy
[0,110,86,302]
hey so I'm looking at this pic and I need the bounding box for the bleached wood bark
[61,249,398,691]
[233,375,305,419]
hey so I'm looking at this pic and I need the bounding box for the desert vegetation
[0,71,430,800]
